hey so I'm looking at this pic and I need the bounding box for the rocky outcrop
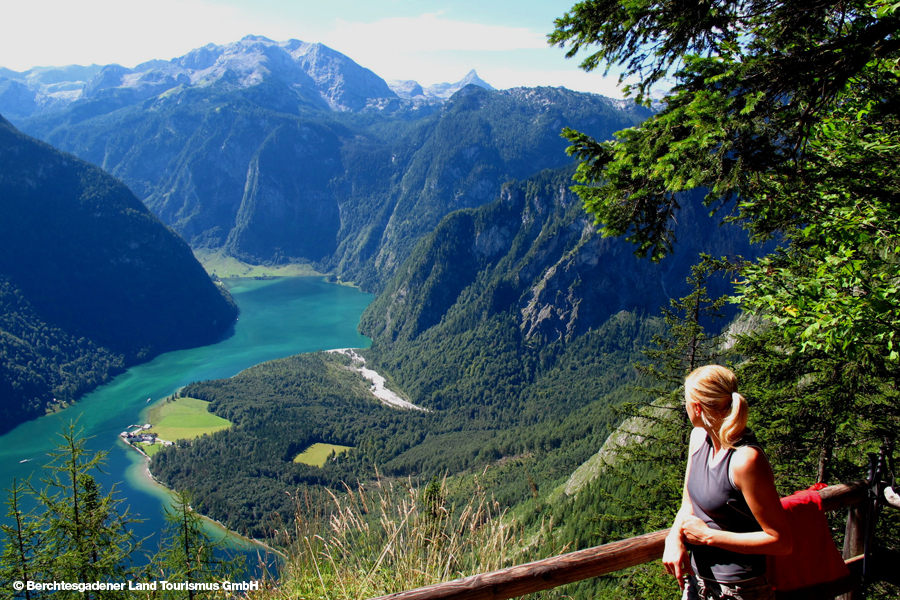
[363,169,754,346]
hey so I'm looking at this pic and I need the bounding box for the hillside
[0,114,237,433]
[11,38,652,292]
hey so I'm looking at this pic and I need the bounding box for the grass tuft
[251,475,517,599]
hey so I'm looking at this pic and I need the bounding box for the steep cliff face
[331,86,653,290]
[516,186,749,342]
[362,169,750,347]
[0,114,237,432]
[222,121,343,262]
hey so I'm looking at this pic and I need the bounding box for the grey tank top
[687,431,767,582]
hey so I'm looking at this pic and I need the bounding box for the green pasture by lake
[141,442,163,457]
[147,397,231,441]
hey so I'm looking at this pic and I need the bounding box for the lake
[0,276,373,562]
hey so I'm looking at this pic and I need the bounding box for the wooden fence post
[837,454,881,600]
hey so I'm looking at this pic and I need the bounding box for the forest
[0,115,237,433]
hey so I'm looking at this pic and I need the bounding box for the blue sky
[2,0,630,97]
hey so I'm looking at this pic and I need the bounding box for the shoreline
[1,274,372,582]
[117,295,380,569]
[122,437,286,560]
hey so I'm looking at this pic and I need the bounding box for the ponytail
[684,365,748,450]
[719,391,748,449]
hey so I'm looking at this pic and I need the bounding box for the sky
[1,0,631,98]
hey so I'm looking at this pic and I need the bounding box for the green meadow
[141,442,163,457]
[193,249,322,278]
[293,443,354,467]
[146,397,232,442]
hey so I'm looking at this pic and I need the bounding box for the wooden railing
[372,481,875,600]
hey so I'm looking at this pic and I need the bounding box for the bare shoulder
[730,445,774,489]
[688,427,707,455]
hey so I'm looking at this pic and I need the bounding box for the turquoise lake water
[0,277,373,560]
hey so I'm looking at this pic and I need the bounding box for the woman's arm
[663,482,694,587]
[681,446,793,555]
[662,427,705,588]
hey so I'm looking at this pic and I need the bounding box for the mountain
[0,36,397,121]
[387,79,427,99]
[361,166,751,368]
[388,69,495,100]
[144,169,652,537]
[0,114,237,433]
[1,45,496,120]
[19,79,652,292]
[425,70,496,99]
[146,167,757,538]
[0,64,104,122]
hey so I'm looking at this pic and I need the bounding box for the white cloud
[2,0,270,70]
[324,13,546,54]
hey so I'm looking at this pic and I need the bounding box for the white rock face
[387,79,425,98]
[0,36,402,119]
[424,70,495,99]
[0,64,104,120]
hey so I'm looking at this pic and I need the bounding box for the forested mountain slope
[150,168,755,538]
[15,38,651,291]
[0,114,237,433]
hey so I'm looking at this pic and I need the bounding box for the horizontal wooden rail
[817,480,868,512]
[373,529,668,600]
[370,480,870,600]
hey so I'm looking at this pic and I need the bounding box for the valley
[0,276,374,555]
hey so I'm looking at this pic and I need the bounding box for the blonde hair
[685,365,748,449]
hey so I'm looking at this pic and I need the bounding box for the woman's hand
[681,514,714,546]
[662,530,693,590]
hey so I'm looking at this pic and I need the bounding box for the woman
[663,365,792,599]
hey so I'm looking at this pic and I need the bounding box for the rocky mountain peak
[388,69,495,101]
[458,70,494,90]
[1,37,401,120]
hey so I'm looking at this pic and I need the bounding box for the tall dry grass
[254,476,517,599]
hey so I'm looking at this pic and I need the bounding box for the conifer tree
[1,422,141,599]
[145,490,244,599]
[35,424,140,593]
[599,256,728,532]
[1,480,43,600]
[551,2,900,594]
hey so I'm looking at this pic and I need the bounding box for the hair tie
[732,391,740,405]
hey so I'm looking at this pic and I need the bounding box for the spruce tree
[1,422,141,599]
[1,481,43,600]
[145,490,244,599]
